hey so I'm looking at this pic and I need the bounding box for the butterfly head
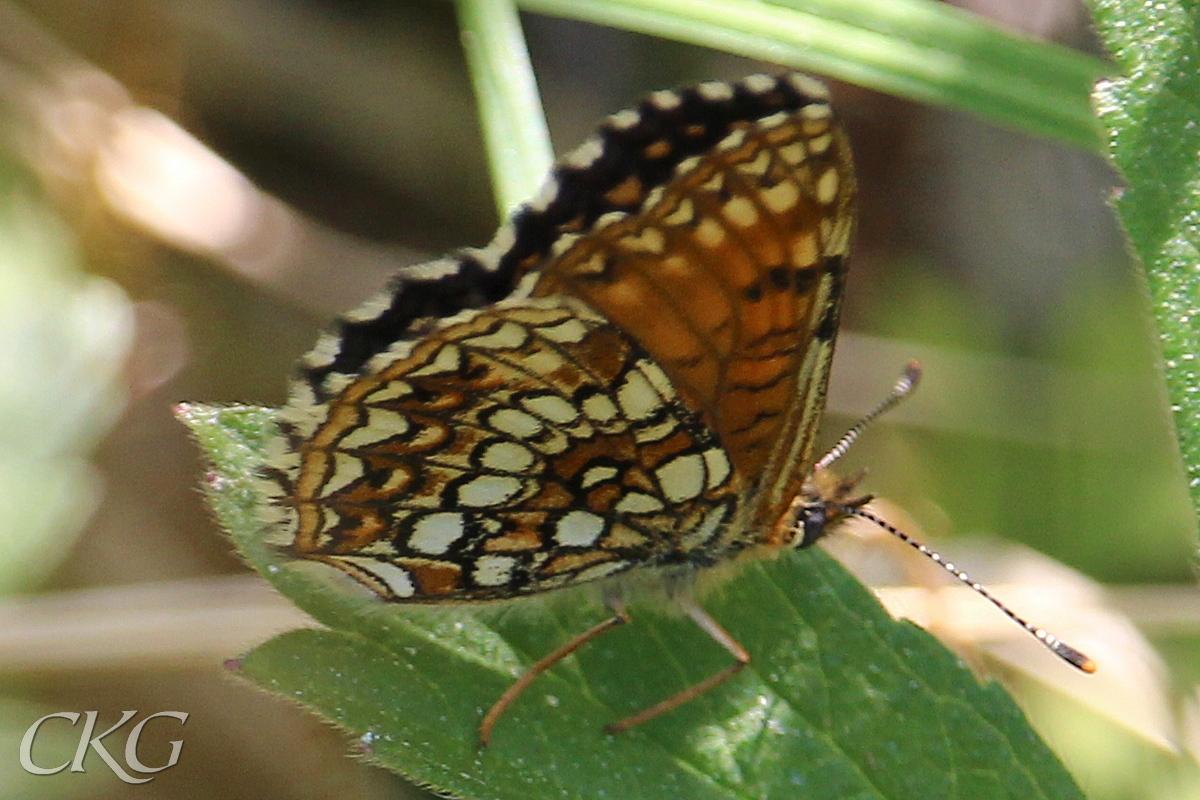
[775,466,873,549]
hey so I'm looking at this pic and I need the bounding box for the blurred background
[0,0,1196,798]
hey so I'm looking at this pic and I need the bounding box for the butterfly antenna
[848,506,1096,673]
[815,361,922,471]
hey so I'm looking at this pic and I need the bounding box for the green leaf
[181,404,1086,800]
[513,0,1107,150]
[1088,0,1200,521]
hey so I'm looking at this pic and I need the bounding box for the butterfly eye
[799,503,829,547]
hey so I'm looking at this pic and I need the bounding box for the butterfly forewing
[536,97,854,531]
[266,73,854,602]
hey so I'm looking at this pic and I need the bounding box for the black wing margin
[297,73,833,401]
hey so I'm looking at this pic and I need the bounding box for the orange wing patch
[534,103,855,493]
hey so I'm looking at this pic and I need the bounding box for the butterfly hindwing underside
[263,73,855,603]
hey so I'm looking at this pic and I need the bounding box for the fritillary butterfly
[259,73,1092,745]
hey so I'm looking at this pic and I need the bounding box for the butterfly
[259,72,1091,746]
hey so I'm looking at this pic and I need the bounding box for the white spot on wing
[608,109,640,130]
[539,318,589,343]
[554,510,606,547]
[696,218,726,247]
[462,321,529,351]
[663,197,695,226]
[565,137,604,169]
[762,181,800,213]
[675,155,702,176]
[594,211,627,231]
[285,381,318,413]
[526,178,560,213]
[366,380,414,403]
[621,227,666,254]
[808,133,832,155]
[697,81,734,101]
[409,512,465,554]
[736,149,772,178]
[264,435,299,472]
[649,90,681,110]
[801,103,833,122]
[614,493,665,514]
[655,453,706,503]
[322,453,364,495]
[278,386,323,438]
[633,417,679,444]
[756,111,789,129]
[616,370,663,421]
[301,332,341,369]
[343,291,393,323]
[323,373,353,395]
[521,348,567,376]
[478,223,517,268]
[521,394,579,424]
[339,408,410,449]
[362,338,420,376]
[816,167,839,205]
[702,448,732,489]
[580,465,618,488]
[480,441,536,473]
[409,344,462,377]
[321,507,340,538]
[717,129,747,152]
[638,360,673,399]
[792,234,819,267]
[788,74,830,100]
[403,257,464,280]
[582,394,619,423]
[778,142,807,166]
[743,74,776,94]
[457,475,524,507]
[723,196,759,227]
[550,232,582,258]
[474,555,517,586]
[488,408,544,438]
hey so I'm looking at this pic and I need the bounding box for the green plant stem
[456,0,554,217]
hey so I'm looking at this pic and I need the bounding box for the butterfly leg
[479,599,631,748]
[604,596,749,734]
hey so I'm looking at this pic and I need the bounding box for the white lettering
[72,711,151,785]
[21,709,188,784]
[125,711,188,774]
[19,712,79,775]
